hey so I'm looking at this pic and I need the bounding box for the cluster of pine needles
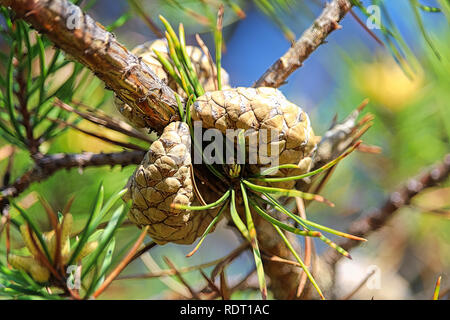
[154,13,366,300]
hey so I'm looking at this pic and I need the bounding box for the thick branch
[1,0,179,132]
[254,0,352,88]
[323,153,450,267]
[0,151,145,199]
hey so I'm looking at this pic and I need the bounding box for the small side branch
[254,0,352,88]
[323,154,450,267]
[1,151,145,199]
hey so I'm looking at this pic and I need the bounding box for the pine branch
[323,154,450,267]
[1,0,180,133]
[253,0,352,88]
[0,151,145,200]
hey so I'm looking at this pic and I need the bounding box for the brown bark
[1,0,180,133]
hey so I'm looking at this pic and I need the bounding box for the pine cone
[115,40,230,128]
[123,121,216,244]
[125,87,317,244]
[191,87,318,188]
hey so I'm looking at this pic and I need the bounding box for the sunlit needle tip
[357,98,370,111]
[350,235,367,242]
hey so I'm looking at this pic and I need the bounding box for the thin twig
[16,60,40,158]
[219,270,230,300]
[211,242,250,279]
[357,144,382,154]
[323,154,450,267]
[195,34,218,90]
[139,252,190,298]
[341,269,376,300]
[117,254,237,280]
[349,9,385,47]
[229,268,256,294]
[262,253,303,268]
[203,267,256,300]
[189,164,207,206]
[199,269,222,297]
[164,256,200,299]
[254,0,352,88]
[128,241,157,266]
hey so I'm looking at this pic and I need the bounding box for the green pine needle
[249,197,322,238]
[229,189,250,242]
[81,204,128,279]
[241,182,267,300]
[165,32,194,95]
[242,179,334,207]
[186,202,228,257]
[410,0,441,59]
[173,190,230,210]
[257,195,356,258]
[153,48,183,88]
[179,23,205,96]
[253,141,360,183]
[214,7,223,90]
[273,224,324,300]
[11,202,53,263]
[175,94,186,122]
[263,193,366,243]
[257,164,302,177]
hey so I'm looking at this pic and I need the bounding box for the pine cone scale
[125,121,216,245]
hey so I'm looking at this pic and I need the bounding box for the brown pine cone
[123,121,216,244]
[124,87,317,244]
[191,87,318,189]
[115,40,230,128]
